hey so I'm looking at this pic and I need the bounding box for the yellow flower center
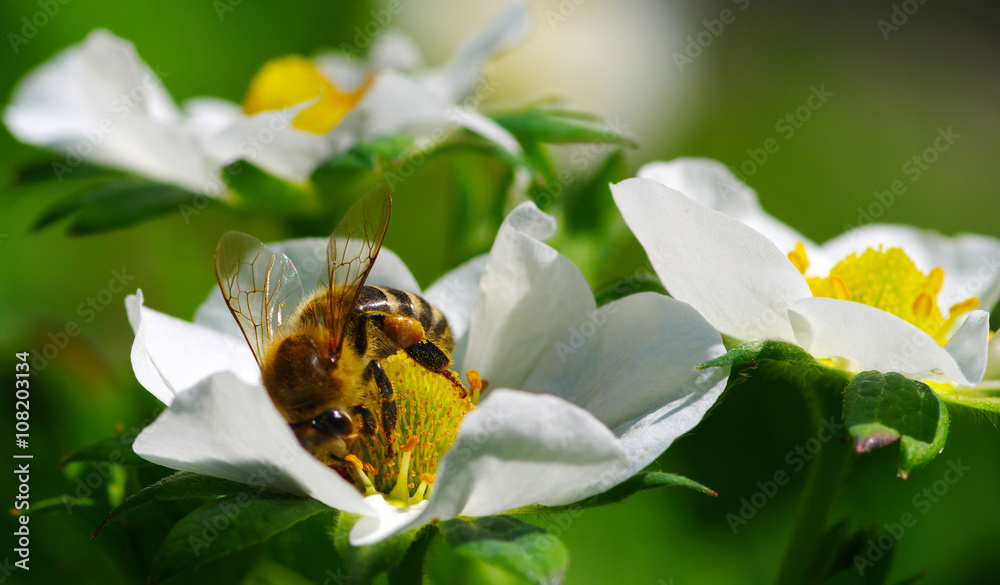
[242,55,369,134]
[343,352,480,507]
[788,243,978,345]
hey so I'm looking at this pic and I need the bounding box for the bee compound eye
[313,409,353,437]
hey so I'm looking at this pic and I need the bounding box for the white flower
[126,202,727,545]
[611,158,1000,392]
[4,3,528,196]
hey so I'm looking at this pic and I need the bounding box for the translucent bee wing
[316,184,392,352]
[215,231,305,366]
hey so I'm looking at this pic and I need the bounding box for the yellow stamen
[926,267,944,294]
[468,369,486,405]
[802,246,975,346]
[343,454,363,470]
[913,292,934,318]
[242,55,369,134]
[787,242,810,274]
[829,275,852,301]
[949,297,979,315]
[350,352,475,505]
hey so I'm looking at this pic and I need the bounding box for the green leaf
[843,371,947,476]
[224,161,314,214]
[25,495,96,517]
[331,513,422,585]
[94,472,271,537]
[492,106,637,146]
[441,515,568,585]
[563,150,626,233]
[55,179,203,236]
[11,158,122,186]
[149,493,329,584]
[61,434,150,468]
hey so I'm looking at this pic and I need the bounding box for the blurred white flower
[126,202,727,545]
[612,158,1000,393]
[4,3,528,195]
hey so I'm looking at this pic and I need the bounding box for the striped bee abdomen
[355,286,455,354]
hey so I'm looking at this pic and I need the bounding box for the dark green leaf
[843,371,947,475]
[224,160,314,214]
[61,179,204,236]
[441,515,568,585]
[62,434,150,467]
[11,158,122,186]
[563,150,626,232]
[149,492,329,584]
[31,178,132,231]
[94,472,271,537]
[331,512,422,585]
[492,107,637,146]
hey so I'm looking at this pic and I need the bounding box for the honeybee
[215,185,457,467]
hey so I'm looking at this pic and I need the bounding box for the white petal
[183,97,243,141]
[611,178,810,341]
[349,497,427,546]
[944,310,991,385]
[369,30,424,72]
[4,30,221,194]
[820,224,1000,312]
[638,158,818,258]
[788,297,976,386]
[418,388,629,522]
[194,239,420,336]
[464,202,596,389]
[523,292,728,481]
[420,1,531,102]
[313,52,370,92]
[127,292,258,404]
[198,106,331,184]
[133,372,375,517]
[424,254,489,370]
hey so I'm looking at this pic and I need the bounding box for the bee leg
[351,404,377,436]
[404,340,452,373]
[365,360,397,457]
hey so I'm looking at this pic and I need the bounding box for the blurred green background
[1,0,999,583]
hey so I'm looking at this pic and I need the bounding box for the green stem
[388,526,436,585]
[774,380,854,585]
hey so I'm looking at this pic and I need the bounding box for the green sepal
[331,512,423,585]
[94,472,273,537]
[440,515,568,585]
[223,161,315,214]
[935,385,1000,415]
[491,106,638,146]
[61,434,150,468]
[699,339,852,390]
[843,371,948,476]
[148,492,329,584]
[531,471,716,516]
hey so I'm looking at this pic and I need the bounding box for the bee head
[290,408,355,464]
